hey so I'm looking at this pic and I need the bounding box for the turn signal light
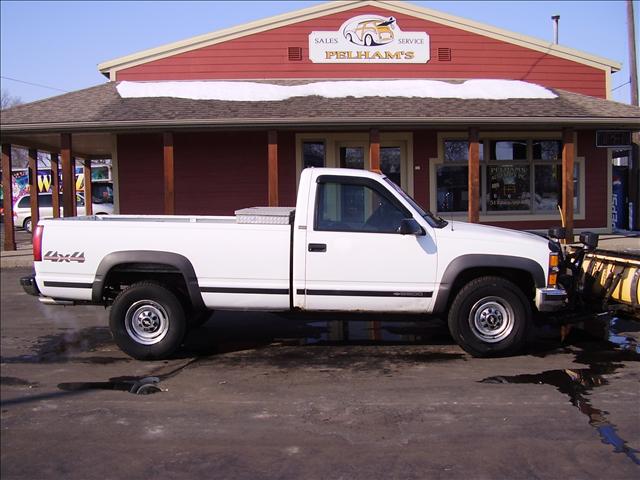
[547,252,560,287]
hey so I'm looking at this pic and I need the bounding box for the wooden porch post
[2,144,16,251]
[60,133,75,217]
[369,128,380,172]
[468,128,480,223]
[28,148,40,231]
[50,152,60,218]
[83,159,93,215]
[163,132,175,215]
[562,128,575,242]
[268,130,279,207]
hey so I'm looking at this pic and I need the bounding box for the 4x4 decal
[44,251,85,263]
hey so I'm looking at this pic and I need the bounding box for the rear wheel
[365,34,374,46]
[24,218,32,233]
[448,276,531,357]
[109,282,186,360]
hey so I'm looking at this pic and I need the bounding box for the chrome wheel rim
[468,296,514,343]
[125,300,169,345]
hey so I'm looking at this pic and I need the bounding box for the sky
[0,0,638,105]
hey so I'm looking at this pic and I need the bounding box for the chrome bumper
[535,287,568,312]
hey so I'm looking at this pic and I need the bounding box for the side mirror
[398,218,424,235]
[548,227,566,240]
[579,231,599,250]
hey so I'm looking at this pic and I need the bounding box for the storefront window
[534,164,561,212]
[437,136,580,216]
[340,146,364,169]
[490,140,527,161]
[444,140,484,162]
[438,140,483,212]
[533,140,562,161]
[437,165,469,212]
[303,141,325,168]
[381,146,401,186]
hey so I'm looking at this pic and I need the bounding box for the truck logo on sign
[44,251,85,263]
[309,14,429,63]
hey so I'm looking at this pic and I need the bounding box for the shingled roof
[1,80,639,133]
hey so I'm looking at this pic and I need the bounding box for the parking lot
[1,265,639,479]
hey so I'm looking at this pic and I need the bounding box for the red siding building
[2,0,639,248]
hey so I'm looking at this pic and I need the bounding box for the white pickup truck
[21,168,574,360]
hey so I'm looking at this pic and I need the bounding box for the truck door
[302,174,437,312]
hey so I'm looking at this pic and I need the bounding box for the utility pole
[628,0,639,230]
[628,0,638,106]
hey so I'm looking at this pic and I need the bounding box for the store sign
[309,15,430,63]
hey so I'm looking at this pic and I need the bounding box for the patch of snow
[117,79,557,101]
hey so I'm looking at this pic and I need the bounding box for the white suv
[13,192,114,232]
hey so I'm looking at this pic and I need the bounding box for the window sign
[309,15,429,63]
[487,165,531,211]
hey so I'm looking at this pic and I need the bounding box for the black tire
[448,276,531,357]
[109,282,187,360]
[365,34,374,46]
[24,218,32,233]
[346,33,353,43]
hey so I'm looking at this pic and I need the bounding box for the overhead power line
[611,80,631,92]
[0,75,69,93]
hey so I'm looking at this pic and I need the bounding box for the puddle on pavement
[481,315,640,466]
[607,316,640,353]
[58,376,162,395]
[55,359,197,396]
[281,318,451,346]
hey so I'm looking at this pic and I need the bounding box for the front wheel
[109,282,187,360]
[448,276,531,357]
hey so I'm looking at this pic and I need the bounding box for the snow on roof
[116,79,557,101]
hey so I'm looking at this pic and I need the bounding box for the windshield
[383,177,448,228]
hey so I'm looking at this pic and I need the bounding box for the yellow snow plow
[581,251,639,314]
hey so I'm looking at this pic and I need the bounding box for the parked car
[13,192,114,232]
[21,168,586,361]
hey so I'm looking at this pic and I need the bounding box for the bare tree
[1,89,22,110]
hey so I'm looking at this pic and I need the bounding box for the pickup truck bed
[37,211,294,310]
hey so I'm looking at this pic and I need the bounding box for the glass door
[381,146,402,187]
[337,142,368,169]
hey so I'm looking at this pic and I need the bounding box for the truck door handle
[308,243,327,252]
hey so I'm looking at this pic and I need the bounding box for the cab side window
[315,180,406,233]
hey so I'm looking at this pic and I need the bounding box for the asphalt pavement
[1,266,639,479]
